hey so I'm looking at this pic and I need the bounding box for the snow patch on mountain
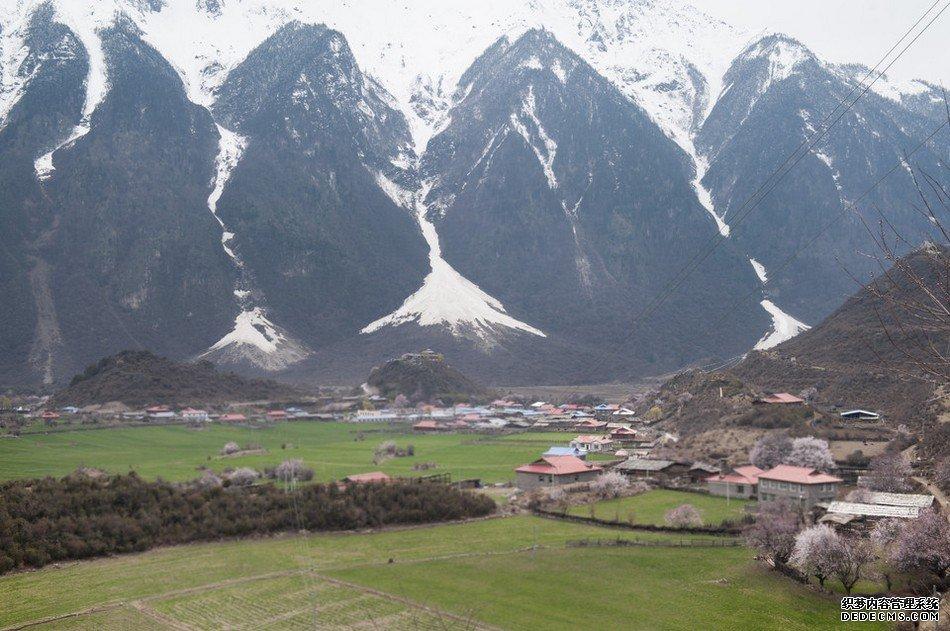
[208,124,248,264]
[362,180,546,341]
[754,299,809,350]
[202,307,308,370]
[813,146,843,195]
[0,2,35,131]
[510,85,558,189]
[202,123,308,368]
[33,2,110,180]
[688,149,729,236]
[137,0,294,107]
[749,258,768,283]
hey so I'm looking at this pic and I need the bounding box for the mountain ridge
[0,0,945,387]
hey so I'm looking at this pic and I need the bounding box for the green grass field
[0,422,576,484]
[0,515,879,630]
[568,489,752,526]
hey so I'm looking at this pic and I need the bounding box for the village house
[412,420,442,432]
[757,465,842,509]
[755,392,805,405]
[615,458,691,480]
[354,409,402,422]
[181,408,209,422]
[705,465,763,498]
[574,418,608,431]
[687,462,720,484]
[543,446,588,459]
[839,409,881,421]
[515,456,602,490]
[570,434,617,453]
[219,413,246,422]
[609,426,639,443]
[820,492,934,526]
[265,410,288,420]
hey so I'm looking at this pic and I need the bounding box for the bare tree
[745,501,801,565]
[227,467,260,486]
[864,453,913,492]
[786,437,836,472]
[869,518,902,591]
[750,433,792,470]
[665,504,703,528]
[853,128,949,385]
[830,535,874,595]
[589,470,630,498]
[790,524,839,588]
[893,508,950,587]
[750,434,835,471]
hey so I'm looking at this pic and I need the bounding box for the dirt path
[913,475,949,512]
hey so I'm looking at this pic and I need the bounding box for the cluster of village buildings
[6,390,925,527]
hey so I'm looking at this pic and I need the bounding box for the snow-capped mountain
[0,0,944,386]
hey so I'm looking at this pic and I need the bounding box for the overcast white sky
[697,0,949,85]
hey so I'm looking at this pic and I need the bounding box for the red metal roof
[516,456,602,476]
[707,465,764,485]
[760,393,805,404]
[573,434,612,443]
[759,464,842,484]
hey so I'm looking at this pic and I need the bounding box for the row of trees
[746,501,950,594]
[0,470,494,574]
[749,434,836,471]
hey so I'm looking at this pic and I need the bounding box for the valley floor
[0,422,576,484]
[0,516,878,630]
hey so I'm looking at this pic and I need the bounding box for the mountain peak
[739,33,815,77]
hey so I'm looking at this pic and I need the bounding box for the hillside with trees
[364,350,489,403]
[51,351,302,407]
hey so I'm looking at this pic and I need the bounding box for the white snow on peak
[854,68,933,104]
[137,0,294,108]
[0,0,39,132]
[362,179,546,340]
[749,258,768,283]
[744,37,810,86]
[754,299,809,350]
[510,85,558,189]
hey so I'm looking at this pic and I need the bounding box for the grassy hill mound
[644,246,946,462]
[52,351,302,407]
[365,350,489,403]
